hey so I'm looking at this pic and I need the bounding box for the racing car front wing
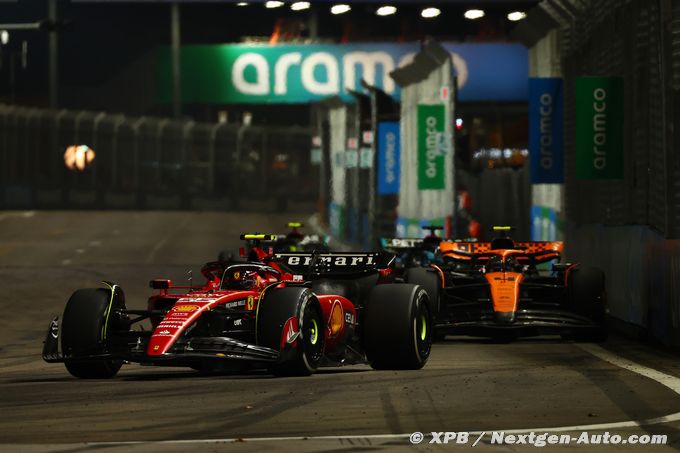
[42,317,280,365]
[435,308,602,336]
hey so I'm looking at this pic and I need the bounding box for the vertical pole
[368,89,377,247]
[308,10,318,40]
[9,52,15,104]
[171,3,181,119]
[48,0,58,109]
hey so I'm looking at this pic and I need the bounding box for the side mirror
[149,279,172,290]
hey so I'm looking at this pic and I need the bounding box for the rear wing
[380,238,425,250]
[298,234,330,245]
[440,241,564,263]
[264,234,331,253]
[274,252,394,276]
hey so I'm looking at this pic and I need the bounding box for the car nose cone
[494,311,515,324]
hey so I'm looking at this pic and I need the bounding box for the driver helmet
[226,269,261,290]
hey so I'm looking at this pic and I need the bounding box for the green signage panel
[575,77,624,179]
[417,104,446,190]
[157,42,529,104]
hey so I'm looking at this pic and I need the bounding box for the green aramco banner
[417,104,446,190]
[575,77,624,179]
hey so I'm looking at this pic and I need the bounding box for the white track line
[0,211,35,222]
[578,343,680,394]
[27,344,680,446]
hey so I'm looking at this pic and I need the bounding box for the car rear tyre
[404,267,441,323]
[62,287,126,379]
[257,287,324,376]
[364,284,432,370]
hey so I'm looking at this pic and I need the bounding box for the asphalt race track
[2,211,680,452]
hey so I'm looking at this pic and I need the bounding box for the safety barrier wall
[550,0,680,344]
[566,224,680,346]
[0,104,315,210]
[562,0,676,236]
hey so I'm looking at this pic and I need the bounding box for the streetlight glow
[376,5,397,16]
[464,9,485,20]
[291,1,310,11]
[265,1,284,9]
[507,11,527,21]
[331,4,351,15]
[421,7,441,19]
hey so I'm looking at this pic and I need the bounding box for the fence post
[0,105,7,208]
[208,122,227,197]
[27,108,41,206]
[181,120,194,208]
[92,111,107,205]
[55,109,68,206]
[110,115,126,193]
[132,116,146,208]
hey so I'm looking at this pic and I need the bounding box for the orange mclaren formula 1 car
[404,227,608,341]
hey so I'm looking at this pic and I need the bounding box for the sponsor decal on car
[223,299,247,309]
[168,312,190,317]
[173,304,200,312]
[246,296,255,311]
[299,234,321,243]
[50,319,59,339]
[283,317,300,346]
[157,321,184,328]
[276,253,377,267]
[176,297,217,302]
[386,238,424,248]
[328,300,344,337]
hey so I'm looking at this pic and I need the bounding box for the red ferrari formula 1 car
[43,234,432,378]
[404,227,608,341]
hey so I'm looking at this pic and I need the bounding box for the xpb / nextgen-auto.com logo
[409,431,667,447]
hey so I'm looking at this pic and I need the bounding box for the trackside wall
[531,0,680,346]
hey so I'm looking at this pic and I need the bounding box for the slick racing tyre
[61,287,127,378]
[364,284,432,370]
[564,267,608,342]
[404,267,441,323]
[257,287,324,376]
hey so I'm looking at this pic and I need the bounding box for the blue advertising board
[159,42,528,104]
[529,78,564,184]
[377,122,400,195]
[531,205,557,241]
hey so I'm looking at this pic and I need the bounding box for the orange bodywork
[485,272,524,313]
[438,243,563,314]
[439,240,564,264]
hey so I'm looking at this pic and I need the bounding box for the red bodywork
[145,244,358,359]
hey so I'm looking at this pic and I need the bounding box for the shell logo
[328,300,344,337]
[173,304,199,312]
